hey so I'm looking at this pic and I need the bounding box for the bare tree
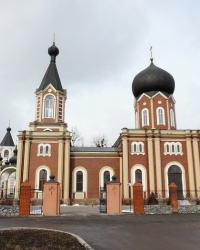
[92,135,108,147]
[71,126,84,147]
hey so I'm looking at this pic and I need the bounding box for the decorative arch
[35,166,51,190]
[156,107,165,125]
[141,108,149,126]
[164,162,186,198]
[42,93,56,119]
[170,109,175,127]
[99,166,114,190]
[72,167,88,198]
[131,164,147,191]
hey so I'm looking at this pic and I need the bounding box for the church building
[8,42,200,203]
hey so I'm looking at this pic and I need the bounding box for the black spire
[0,127,15,146]
[37,42,64,92]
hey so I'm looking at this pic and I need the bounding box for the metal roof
[0,127,15,147]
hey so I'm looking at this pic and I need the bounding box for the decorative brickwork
[133,181,144,214]
[19,180,31,216]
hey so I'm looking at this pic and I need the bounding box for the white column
[122,135,129,199]
[155,137,162,193]
[147,135,155,192]
[15,138,24,198]
[57,139,64,196]
[64,137,70,200]
[192,137,200,194]
[23,138,31,181]
[186,136,195,194]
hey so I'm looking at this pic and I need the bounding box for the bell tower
[34,42,66,127]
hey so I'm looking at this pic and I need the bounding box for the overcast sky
[0,0,200,146]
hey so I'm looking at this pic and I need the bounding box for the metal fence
[30,189,43,215]
[99,189,107,213]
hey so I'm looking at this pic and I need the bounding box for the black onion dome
[132,61,175,98]
[9,146,17,164]
[48,42,59,61]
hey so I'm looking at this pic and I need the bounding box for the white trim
[131,142,145,155]
[99,166,114,189]
[156,107,165,125]
[142,108,149,126]
[131,164,147,192]
[35,166,51,190]
[164,142,183,155]
[170,109,175,127]
[37,143,51,157]
[164,162,186,198]
[72,167,87,197]
[42,93,56,119]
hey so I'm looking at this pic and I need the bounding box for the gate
[30,189,43,215]
[99,188,107,213]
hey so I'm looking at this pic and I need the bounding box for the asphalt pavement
[1,206,200,250]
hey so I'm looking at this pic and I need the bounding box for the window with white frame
[99,167,114,190]
[131,165,147,191]
[131,142,145,155]
[157,107,165,125]
[72,168,87,196]
[44,95,54,118]
[4,150,9,158]
[142,108,149,126]
[37,144,51,156]
[170,109,175,127]
[164,142,182,155]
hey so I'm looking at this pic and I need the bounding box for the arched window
[157,107,165,125]
[131,165,147,192]
[39,169,47,191]
[103,171,110,190]
[44,95,54,118]
[37,144,51,157]
[40,145,43,154]
[164,142,183,155]
[142,109,149,126]
[135,111,138,128]
[170,109,175,127]
[76,171,83,192]
[131,142,145,155]
[4,150,9,158]
[135,169,142,182]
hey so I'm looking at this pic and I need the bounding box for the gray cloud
[1,0,200,146]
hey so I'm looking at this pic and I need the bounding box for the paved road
[1,208,200,250]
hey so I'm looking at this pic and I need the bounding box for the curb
[0,227,94,250]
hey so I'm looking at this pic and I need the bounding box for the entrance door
[168,165,184,200]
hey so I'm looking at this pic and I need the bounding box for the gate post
[169,182,178,213]
[19,180,31,216]
[106,175,122,214]
[43,174,60,216]
[133,181,144,214]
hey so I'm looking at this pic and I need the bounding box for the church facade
[5,42,200,203]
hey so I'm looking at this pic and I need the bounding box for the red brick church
[2,42,200,203]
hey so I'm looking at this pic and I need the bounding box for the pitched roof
[37,63,63,92]
[0,127,15,146]
[70,147,120,153]
[36,42,64,92]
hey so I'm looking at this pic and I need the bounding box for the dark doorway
[168,165,184,199]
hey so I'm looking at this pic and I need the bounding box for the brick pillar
[19,180,31,216]
[43,174,60,216]
[169,182,178,213]
[106,178,122,214]
[133,181,144,214]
